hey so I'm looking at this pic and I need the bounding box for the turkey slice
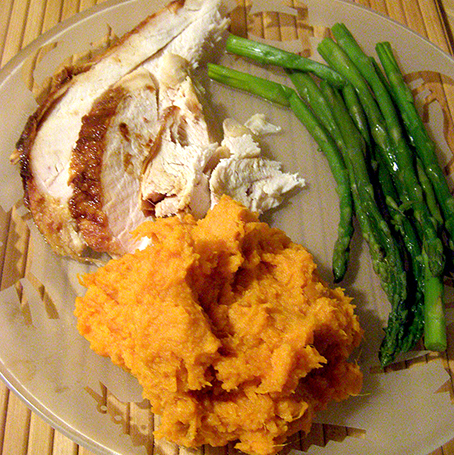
[16,0,226,258]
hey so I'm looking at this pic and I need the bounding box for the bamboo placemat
[1,0,454,454]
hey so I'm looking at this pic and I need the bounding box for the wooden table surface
[1,0,454,454]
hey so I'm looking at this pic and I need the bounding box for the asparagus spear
[416,157,444,229]
[423,253,447,351]
[375,151,425,361]
[376,41,454,249]
[287,70,346,151]
[287,94,355,285]
[286,71,353,274]
[289,70,406,299]
[207,63,294,105]
[225,33,345,88]
[208,63,354,283]
[325,23,446,352]
[318,29,445,278]
[335,85,432,361]
[286,70,359,282]
[342,83,372,149]
[319,80,407,308]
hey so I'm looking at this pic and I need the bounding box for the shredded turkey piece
[75,195,362,455]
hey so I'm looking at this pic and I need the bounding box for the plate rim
[1,0,454,454]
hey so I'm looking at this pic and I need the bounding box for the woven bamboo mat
[1,0,454,454]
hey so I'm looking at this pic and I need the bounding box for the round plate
[1,0,454,454]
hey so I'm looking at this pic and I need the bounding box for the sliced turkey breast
[140,54,219,219]
[68,68,158,256]
[16,0,226,258]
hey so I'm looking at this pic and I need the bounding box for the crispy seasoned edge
[14,65,92,257]
[68,86,126,254]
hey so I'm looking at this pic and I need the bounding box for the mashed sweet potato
[75,195,363,455]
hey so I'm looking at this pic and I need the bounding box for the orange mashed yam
[75,195,363,455]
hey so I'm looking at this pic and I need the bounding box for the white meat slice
[209,119,305,213]
[140,54,219,219]
[68,68,158,256]
[17,0,226,258]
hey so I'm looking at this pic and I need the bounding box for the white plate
[1,0,454,454]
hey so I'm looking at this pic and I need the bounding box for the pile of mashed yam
[75,195,363,455]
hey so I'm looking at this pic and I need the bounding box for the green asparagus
[423,252,447,351]
[288,69,406,300]
[342,83,372,149]
[320,80,407,308]
[318,28,444,278]
[416,157,444,229]
[376,41,454,249]
[325,23,447,354]
[225,33,345,88]
[207,63,293,106]
[375,151,425,361]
